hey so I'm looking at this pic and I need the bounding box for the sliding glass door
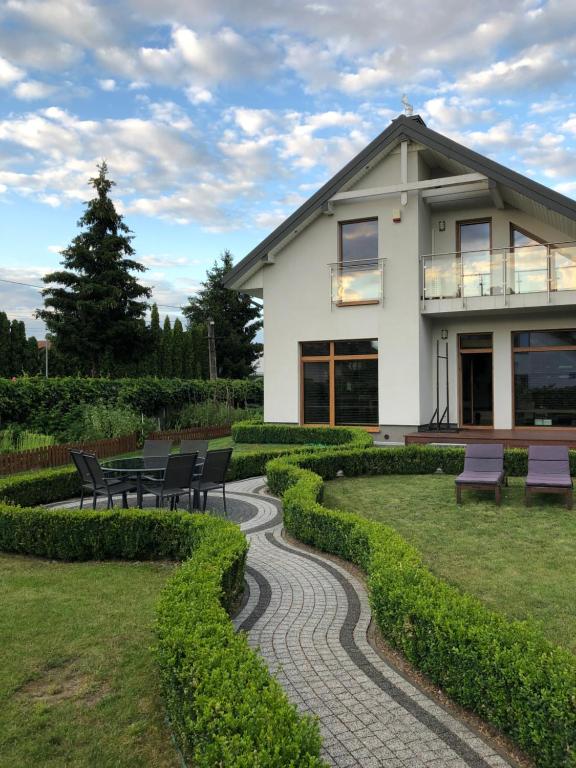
[301,340,378,427]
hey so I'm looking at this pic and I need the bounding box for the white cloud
[0,55,25,86]
[98,78,116,91]
[47,244,63,253]
[13,79,55,99]
[5,0,114,47]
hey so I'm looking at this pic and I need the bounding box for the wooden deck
[405,428,576,449]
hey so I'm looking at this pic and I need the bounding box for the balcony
[421,241,576,314]
[330,258,385,307]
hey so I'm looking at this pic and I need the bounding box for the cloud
[97,24,277,91]
[13,79,55,99]
[0,55,25,86]
[98,78,116,91]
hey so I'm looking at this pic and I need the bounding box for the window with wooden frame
[334,219,380,306]
[456,218,493,297]
[300,340,379,428]
[513,330,576,427]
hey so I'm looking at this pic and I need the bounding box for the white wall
[263,145,424,425]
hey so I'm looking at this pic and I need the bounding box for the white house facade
[225,115,576,443]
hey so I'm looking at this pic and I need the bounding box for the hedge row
[231,421,373,447]
[0,377,263,424]
[266,449,576,768]
[0,502,325,767]
[0,447,319,507]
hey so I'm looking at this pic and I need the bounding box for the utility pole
[44,340,49,378]
[207,319,217,380]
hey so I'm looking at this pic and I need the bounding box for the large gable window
[301,340,378,427]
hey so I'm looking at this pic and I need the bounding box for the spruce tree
[172,318,184,378]
[25,337,40,375]
[37,162,151,376]
[183,251,262,379]
[160,316,173,378]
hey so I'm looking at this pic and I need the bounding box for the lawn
[0,555,179,768]
[323,474,576,654]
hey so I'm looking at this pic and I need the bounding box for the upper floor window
[457,218,493,297]
[340,219,378,264]
[332,219,381,306]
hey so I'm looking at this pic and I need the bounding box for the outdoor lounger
[455,443,506,505]
[525,445,573,509]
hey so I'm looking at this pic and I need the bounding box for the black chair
[180,439,209,458]
[143,439,172,458]
[70,449,96,510]
[141,452,198,511]
[191,448,233,515]
[81,452,136,510]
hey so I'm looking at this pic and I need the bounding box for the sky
[1,0,576,339]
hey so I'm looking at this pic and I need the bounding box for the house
[224,114,576,445]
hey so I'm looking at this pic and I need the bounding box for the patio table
[101,455,205,509]
[101,456,168,508]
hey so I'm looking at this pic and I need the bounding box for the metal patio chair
[180,439,209,459]
[81,452,137,510]
[525,445,573,509]
[190,448,233,515]
[141,452,198,511]
[455,443,506,505]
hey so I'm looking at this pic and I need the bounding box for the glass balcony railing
[422,242,576,303]
[330,258,384,306]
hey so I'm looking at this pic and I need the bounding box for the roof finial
[401,94,413,116]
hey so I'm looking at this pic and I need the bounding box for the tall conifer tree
[183,251,262,379]
[37,162,151,376]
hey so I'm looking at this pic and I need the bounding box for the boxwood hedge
[231,421,373,447]
[0,503,326,767]
[266,448,576,768]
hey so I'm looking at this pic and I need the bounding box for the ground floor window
[513,330,576,427]
[301,340,378,426]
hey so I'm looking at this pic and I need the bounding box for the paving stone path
[56,479,513,768]
[229,477,513,768]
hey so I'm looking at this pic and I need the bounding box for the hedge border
[265,447,576,768]
[231,421,373,448]
[0,503,326,767]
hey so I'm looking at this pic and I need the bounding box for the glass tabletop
[101,456,168,473]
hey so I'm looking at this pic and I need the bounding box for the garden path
[229,477,514,768]
[56,479,515,768]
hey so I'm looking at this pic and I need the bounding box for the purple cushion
[456,470,504,485]
[526,473,572,488]
[463,444,504,475]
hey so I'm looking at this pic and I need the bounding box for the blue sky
[1,0,576,338]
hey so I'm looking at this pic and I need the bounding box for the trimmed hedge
[0,503,326,767]
[231,421,373,448]
[266,449,576,768]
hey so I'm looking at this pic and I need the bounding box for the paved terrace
[55,479,515,768]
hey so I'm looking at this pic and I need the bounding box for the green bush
[0,503,325,766]
[174,402,262,429]
[0,377,263,436]
[79,403,148,440]
[266,449,576,768]
[0,466,80,506]
[231,421,373,447]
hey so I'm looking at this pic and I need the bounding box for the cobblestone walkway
[229,477,513,768]
[55,479,514,768]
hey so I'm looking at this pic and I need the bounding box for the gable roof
[224,114,576,289]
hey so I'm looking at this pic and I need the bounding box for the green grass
[0,554,179,768]
[323,474,576,654]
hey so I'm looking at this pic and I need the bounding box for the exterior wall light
[438,220,446,232]
[441,328,448,340]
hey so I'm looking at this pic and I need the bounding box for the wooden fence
[0,425,231,476]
